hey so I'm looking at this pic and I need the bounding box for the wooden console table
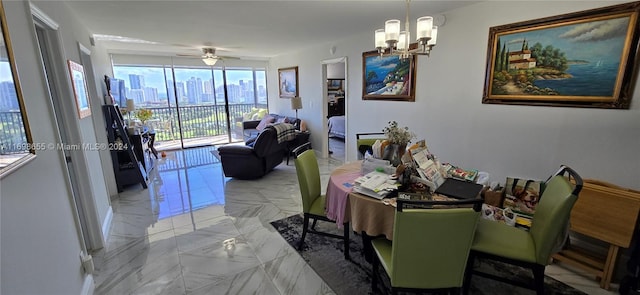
[552,179,640,290]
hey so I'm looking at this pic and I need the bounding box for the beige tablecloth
[325,161,396,240]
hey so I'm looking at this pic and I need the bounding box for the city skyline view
[113,66,267,107]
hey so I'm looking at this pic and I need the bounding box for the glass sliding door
[172,67,229,148]
[112,65,180,149]
[112,59,268,151]
[225,68,268,141]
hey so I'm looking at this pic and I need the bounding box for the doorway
[322,57,347,162]
[32,10,103,253]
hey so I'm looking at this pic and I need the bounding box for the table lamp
[290,96,303,122]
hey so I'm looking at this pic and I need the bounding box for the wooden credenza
[552,179,640,290]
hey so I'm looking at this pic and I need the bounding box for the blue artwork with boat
[490,15,630,98]
[363,54,413,98]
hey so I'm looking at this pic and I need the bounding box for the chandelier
[374,0,438,59]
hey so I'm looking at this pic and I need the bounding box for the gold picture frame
[0,2,36,178]
[278,66,299,98]
[482,2,640,108]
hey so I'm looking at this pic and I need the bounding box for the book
[443,164,478,182]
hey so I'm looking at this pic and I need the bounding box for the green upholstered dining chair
[371,198,483,294]
[356,132,385,159]
[463,165,583,295]
[293,143,350,260]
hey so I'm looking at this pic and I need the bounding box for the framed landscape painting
[278,66,298,98]
[482,2,640,109]
[362,50,416,102]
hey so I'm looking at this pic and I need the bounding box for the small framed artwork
[67,60,91,118]
[362,50,416,102]
[327,79,343,90]
[482,2,640,109]
[278,66,299,98]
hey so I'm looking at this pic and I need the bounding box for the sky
[1,62,12,83]
[113,66,266,91]
[498,16,629,63]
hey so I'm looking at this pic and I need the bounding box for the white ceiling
[64,1,480,60]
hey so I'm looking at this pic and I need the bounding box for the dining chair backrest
[294,148,321,214]
[390,200,481,289]
[529,174,579,264]
[356,132,385,159]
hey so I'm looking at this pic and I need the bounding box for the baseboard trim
[101,206,113,244]
[81,274,95,295]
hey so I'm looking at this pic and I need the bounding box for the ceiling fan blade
[176,53,201,57]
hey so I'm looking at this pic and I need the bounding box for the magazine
[443,163,478,182]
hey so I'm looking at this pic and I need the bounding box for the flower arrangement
[383,121,415,146]
[134,108,153,123]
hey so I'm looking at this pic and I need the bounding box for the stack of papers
[354,171,398,200]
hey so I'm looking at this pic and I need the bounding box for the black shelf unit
[102,105,148,192]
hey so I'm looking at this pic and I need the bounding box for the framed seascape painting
[67,60,91,118]
[278,66,298,98]
[362,50,416,102]
[482,2,640,109]
[328,79,342,90]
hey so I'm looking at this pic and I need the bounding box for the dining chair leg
[532,264,545,295]
[299,215,309,250]
[371,254,379,293]
[311,218,318,231]
[462,252,475,295]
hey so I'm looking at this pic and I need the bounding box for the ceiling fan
[177,48,239,66]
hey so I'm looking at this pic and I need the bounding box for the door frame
[31,4,104,252]
[321,57,347,159]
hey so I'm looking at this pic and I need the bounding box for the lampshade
[384,19,400,43]
[397,31,410,50]
[427,26,438,46]
[202,57,218,66]
[290,96,303,110]
[374,29,386,49]
[126,99,135,112]
[416,16,433,40]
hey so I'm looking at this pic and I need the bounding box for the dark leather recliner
[218,126,287,179]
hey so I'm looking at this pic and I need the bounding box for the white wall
[1,1,116,294]
[327,62,345,79]
[268,1,640,190]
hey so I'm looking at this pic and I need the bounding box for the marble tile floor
[92,146,619,295]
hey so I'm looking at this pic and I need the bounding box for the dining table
[326,160,476,261]
[326,161,399,238]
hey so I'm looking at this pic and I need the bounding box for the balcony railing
[1,103,266,154]
[143,103,267,142]
[0,111,28,154]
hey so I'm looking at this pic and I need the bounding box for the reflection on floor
[154,134,242,151]
[92,146,619,295]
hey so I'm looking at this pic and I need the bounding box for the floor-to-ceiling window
[111,56,268,150]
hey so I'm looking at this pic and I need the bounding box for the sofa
[234,108,268,138]
[218,125,289,179]
[241,113,306,142]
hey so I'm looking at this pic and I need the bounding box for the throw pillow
[256,115,274,131]
[254,109,268,120]
[276,117,289,124]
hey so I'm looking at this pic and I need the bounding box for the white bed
[328,115,345,139]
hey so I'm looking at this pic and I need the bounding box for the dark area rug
[270,214,587,295]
